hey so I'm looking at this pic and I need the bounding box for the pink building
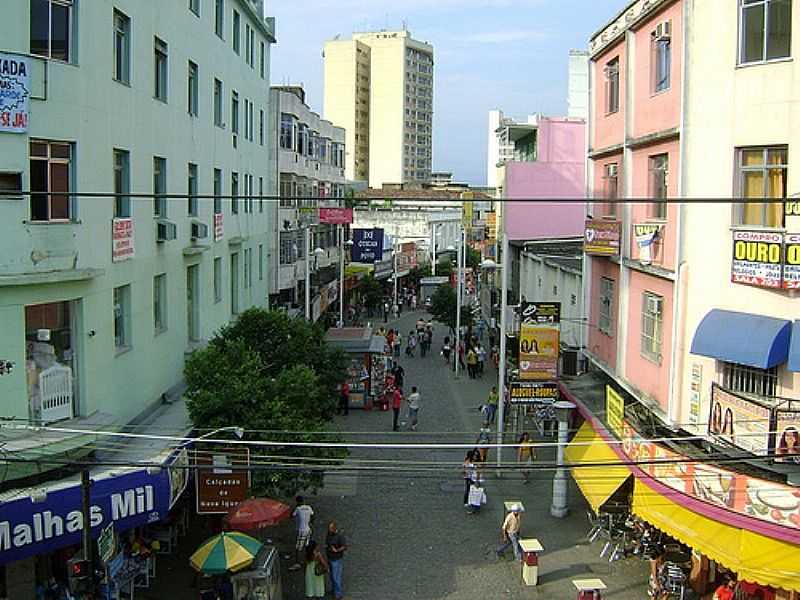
[586,0,683,421]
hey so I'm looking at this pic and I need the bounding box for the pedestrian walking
[393,332,402,358]
[325,521,347,600]
[462,450,478,507]
[485,386,499,424]
[338,381,350,416]
[391,361,405,389]
[391,385,403,432]
[517,432,536,484]
[304,540,328,599]
[411,294,417,310]
[457,340,466,372]
[442,336,451,364]
[476,426,491,462]
[476,344,486,377]
[290,496,314,570]
[383,302,389,323]
[466,347,478,379]
[495,504,524,560]
[407,386,421,431]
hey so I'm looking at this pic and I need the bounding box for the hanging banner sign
[509,381,559,403]
[782,234,800,289]
[0,53,31,133]
[520,302,560,325]
[351,228,384,263]
[731,230,783,289]
[111,218,135,262]
[319,207,353,225]
[518,302,560,380]
[584,219,621,256]
[708,384,771,455]
[634,223,662,265]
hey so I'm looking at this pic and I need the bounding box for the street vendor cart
[324,327,391,410]
[230,545,282,600]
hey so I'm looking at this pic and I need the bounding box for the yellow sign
[519,323,559,380]
[486,212,497,240]
[606,386,624,438]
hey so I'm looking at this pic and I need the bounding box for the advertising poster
[774,409,800,463]
[605,385,624,438]
[782,234,800,289]
[689,364,703,428]
[214,213,224,242]
[633,223,662,265]
[351,228,384,263]
[518,302,560,381]
[195,447,251,514]
[584,219,621,256]
[708,384,771,455]
[509,381,559,403]
[0,53,31,133]
[731,230,783,288]
[319,207,353,224]
[111,218,135,262]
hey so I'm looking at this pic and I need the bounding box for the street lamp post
[455,228,463,378]
[338,226,353,328]
[550,400,576,518]
[496,233,509,471]
[304,227,325,322]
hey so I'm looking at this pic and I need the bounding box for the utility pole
[304,226,311,321]
[455,227,463,378]
[496,231,509,472]
[338,224,345,327]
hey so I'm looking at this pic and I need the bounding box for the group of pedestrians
[386,360,421,432]
[290,496,349,600]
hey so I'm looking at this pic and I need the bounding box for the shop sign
[319,207,353,225]
[0,53,31,133]
[214,213,224,242]
[486,212,497,240]
[373,258,393,280]
[518,302,560,381]
[621,420,800,531]
[774,409,800,463]
[98,523,116,564]
[689,364,702,428]
[584,219,621,256]
[298,207,318,227]
[351,228,384,263]
[731,230,783,288]
[167,447,190,510]
[195,447,251,514]
[783,234,800,289]
[509,381,559,403]
[111,218,135,262]
[708,384,771,455]
[0,469,171,566]
[605,385,624,438]
[520,302,560,325]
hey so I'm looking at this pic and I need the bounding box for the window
[641,292,663,363]
[259,176,264,213]
[231,171,239,214]
[154,37,168,102]
[649,154,669,219]
[259,109,264,145]
[260,41,266,78]
[740,0,792,64]
[599,277,614,335]
[652,24,671,92]
[187,265,199,341]
[188,61,199,116]
[249,28,255,68]
[232,10,241,54]
[245,24,252,65]
[189,0,200,16]
[188,163,198,216]
[231,90,239,135]
[153,157,167,217]
[113,10,131,84]
[230,252,240,314]
[258,244,264,280]
[243,99,250,141]
[113,284,131,350]
[29,140,71,221]
[602,162,619,216]
[244,248,251,288]
[213,168,222,214]
[213,257,223,303]
[154,274,167,333]
[280,231,295,265]
[113,149,130,218]
[604,57,620,114]
[722,361,778,397]
[215,0,224,38]
[30,0,72,62]
[280,114,295,149]
[214,78,223,126]
[735,146,787,227]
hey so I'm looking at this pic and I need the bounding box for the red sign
[195,447,250,514]
[112,218,134,262]
[319,207,353,225]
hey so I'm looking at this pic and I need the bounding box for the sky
[269,0,628,186]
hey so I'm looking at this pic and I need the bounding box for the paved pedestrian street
[283,312,651,600]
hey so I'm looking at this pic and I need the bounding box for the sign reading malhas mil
[0,53,31,133]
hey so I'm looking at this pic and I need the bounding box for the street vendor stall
[325,327,391,410]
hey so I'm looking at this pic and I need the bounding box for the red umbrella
[223,498,292,532]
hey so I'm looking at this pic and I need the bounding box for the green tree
[360,273,384,311]
[430,284,474,335]
[184,308,348,496]
[466,246,481,269]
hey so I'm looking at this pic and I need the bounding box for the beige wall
[323,40,360,181]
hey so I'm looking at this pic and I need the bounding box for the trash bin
[573,578,606,599]
[518,538,543,586]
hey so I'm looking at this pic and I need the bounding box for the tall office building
[324,30,434,189]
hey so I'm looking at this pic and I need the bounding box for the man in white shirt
[407,386,421,431]
[289,495,314,570]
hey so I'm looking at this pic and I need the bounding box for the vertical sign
[195,447,251,514]
[0,53,31,133]
[518,302,560,380]
[111,218,135,262]
[214,213,224,242]
[605,385,624,438]
[689,364,703,428]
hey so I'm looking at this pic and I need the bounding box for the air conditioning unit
[191,221,209,240]
[654,21,671,41]
[156,220,177,243]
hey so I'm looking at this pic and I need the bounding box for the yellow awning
[633,479,800,591]
[564,422,631,513]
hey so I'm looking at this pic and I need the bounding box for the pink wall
[590,152,623,217]
[504,118,586,241]
[631,1,683,138]
[628,139,680,270]
[588,259,619,369]
[592,42,625,151]
[625,271,674,412]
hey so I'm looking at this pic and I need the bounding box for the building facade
[323,30,434,188]
[269,85,346,318]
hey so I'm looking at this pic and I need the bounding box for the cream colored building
[323,30,433,188]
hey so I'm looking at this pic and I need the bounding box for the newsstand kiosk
[324,327,390,410]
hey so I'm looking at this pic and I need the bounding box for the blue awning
[690,309,791,369]
[789,321,800,372]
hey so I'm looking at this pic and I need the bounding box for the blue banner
[0,468,172,565]
[351,228,384,263]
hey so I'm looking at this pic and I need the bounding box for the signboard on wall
[0,53,31,133]
[319,207,353,225]
[605,385,624,438]
[352,228,384,263]
[111,218,135,262]
[519,302,560,381]
[509,381,559,403]
[195,447,251,514]
[731,230,783,288]
[584,219,621,256]
[214,213,224,242]
[774,409,800,463]
[783,234,800,289]
[689,363,703,428]
[708,384,771,455]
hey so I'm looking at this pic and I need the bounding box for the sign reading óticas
[584,219,621,256]
[351,228,384,263]
[731,230,783,288]
[0,53,31,133]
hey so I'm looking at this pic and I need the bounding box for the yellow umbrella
[189,531,263,575]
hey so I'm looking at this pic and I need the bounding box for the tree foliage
[360,273,384,310]
[184,309,348,496]
[430,284,474,334]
